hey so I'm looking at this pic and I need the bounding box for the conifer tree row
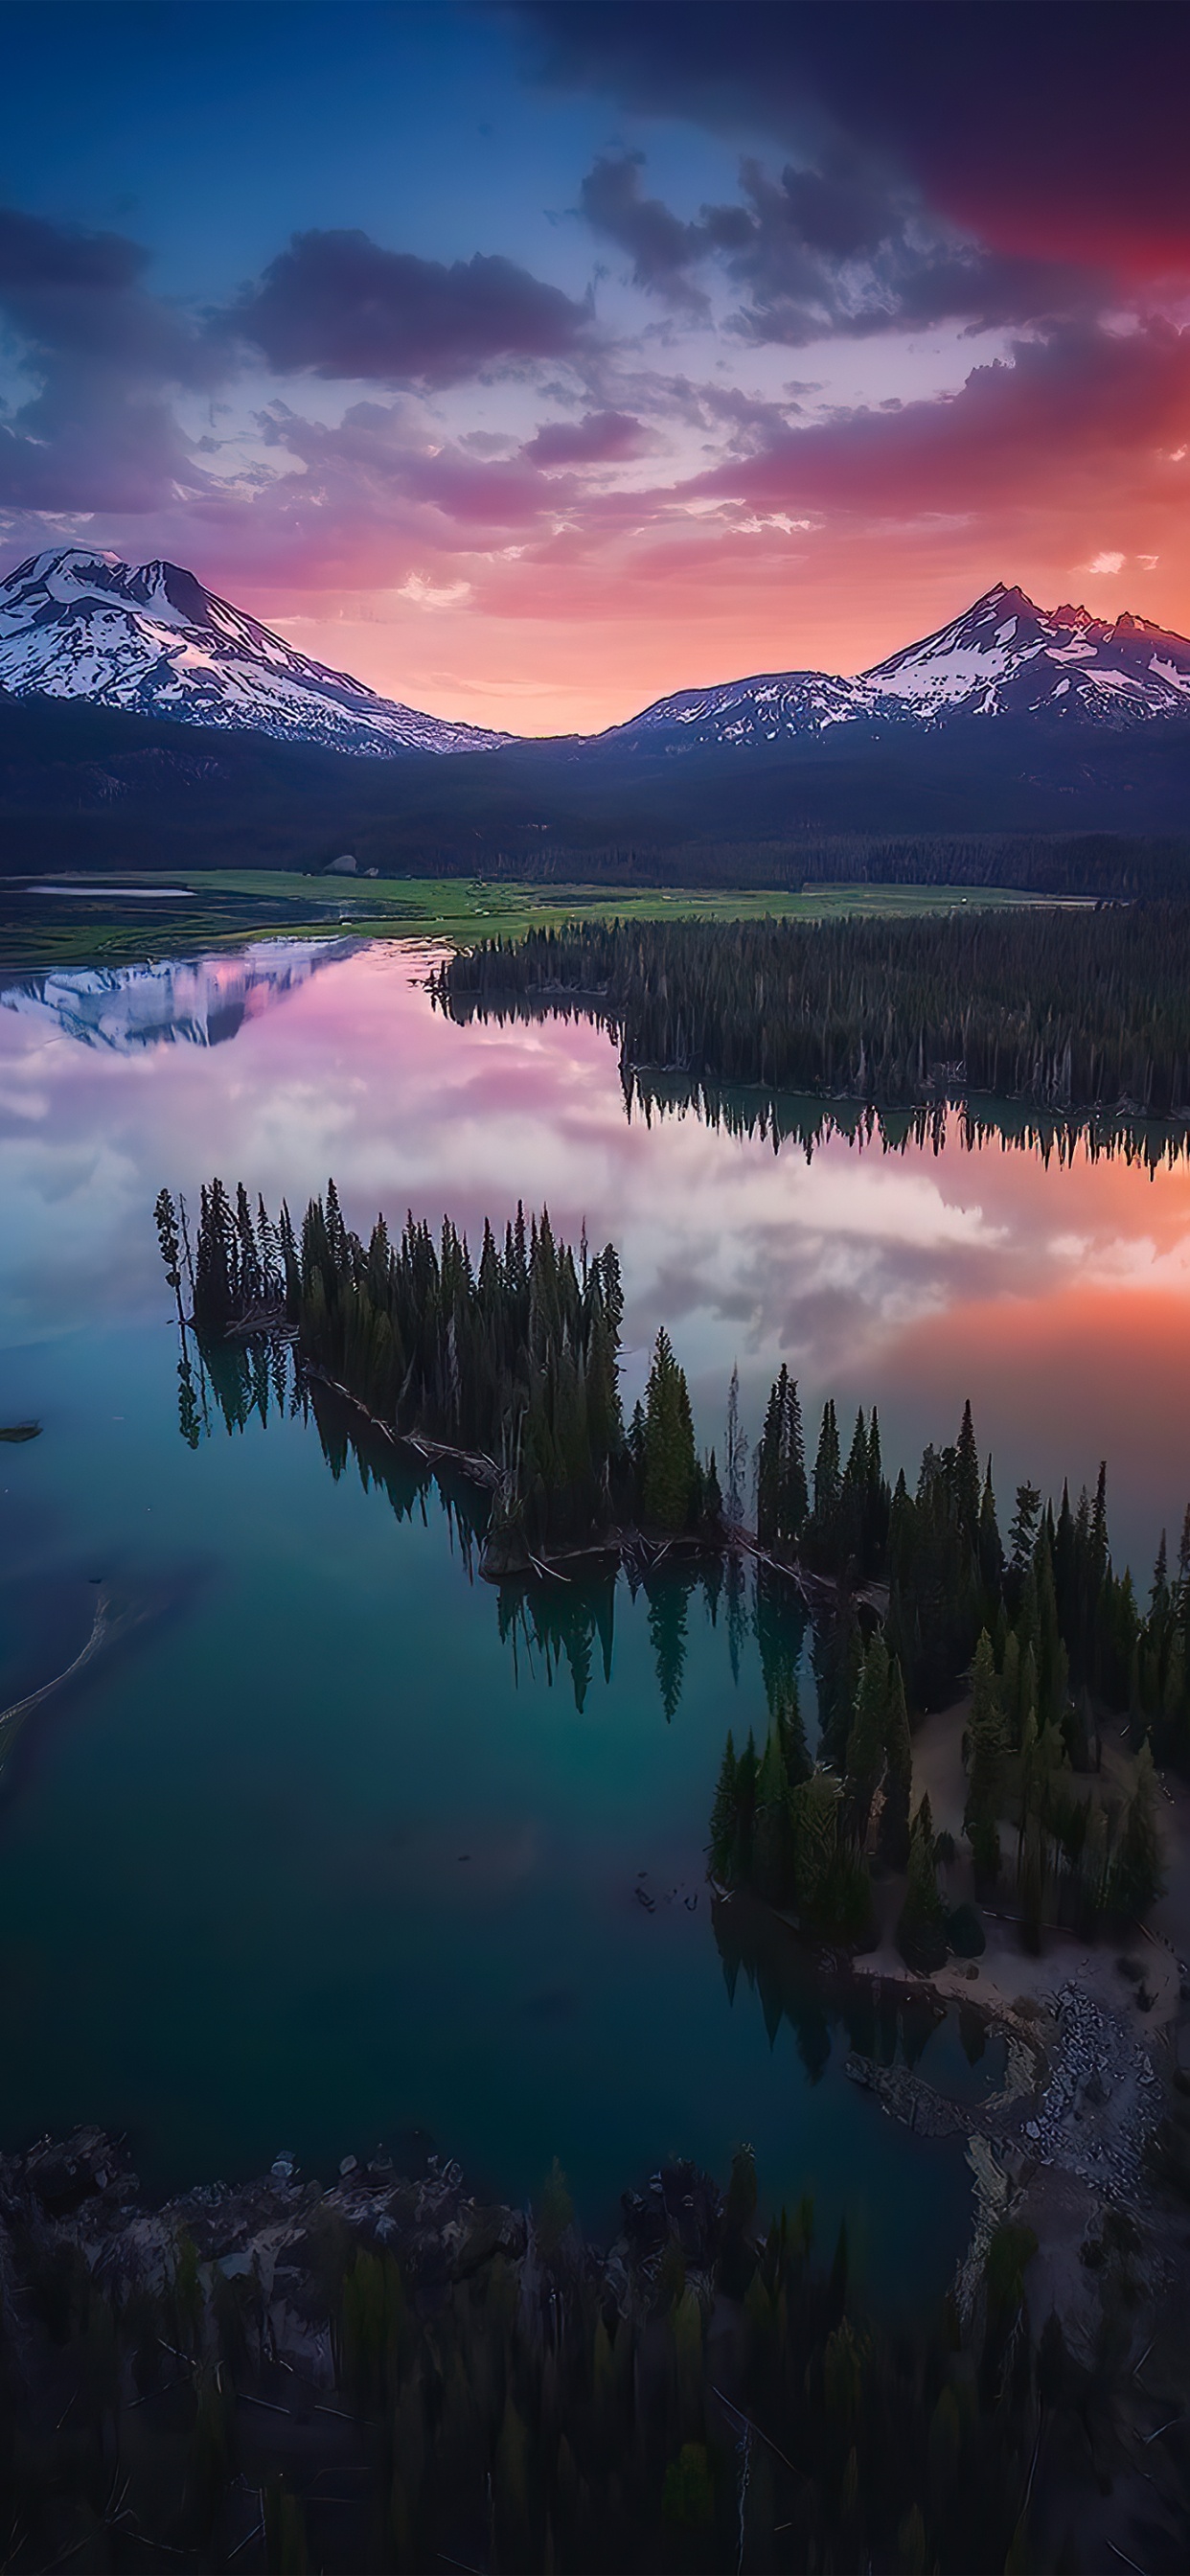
[438,905,1190,1119]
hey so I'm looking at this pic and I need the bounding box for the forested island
[160,1180,721,1573]
[437,905,1190,1121]
[162,1180,1178,1982]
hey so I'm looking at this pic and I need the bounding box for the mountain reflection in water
[0,937,356,1051]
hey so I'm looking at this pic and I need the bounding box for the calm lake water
[4,934,1190,2302]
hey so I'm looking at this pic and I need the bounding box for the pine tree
[756,1371,786,1547]
[1111,1739,1163,1920]
[642,1329,698,1530]
[752,1728,792,1903]
[724,1362,747,1529]
[978,1458,1004,1598]
[898,1797,947,1970]
[1009,1483,1041,1574]
[812,1400,841,1527]
[788,1769,840,1921]
[955,1400,981,1543]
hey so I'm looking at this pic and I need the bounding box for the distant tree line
[438,906,1190,1116]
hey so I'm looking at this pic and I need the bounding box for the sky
[2,0,1189,732]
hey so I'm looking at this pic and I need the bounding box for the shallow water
[3,935,1189,2301]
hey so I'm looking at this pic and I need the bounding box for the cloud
[399,572,473,608]
[687,317,1190,530]
[0,203,219,512]
[578,154,710,311]
[520,407,652,468]
[514,2,1190,283]
[232,228,592,387]
[576,149,1103,345]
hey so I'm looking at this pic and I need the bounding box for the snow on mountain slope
[862,584,1190,723]
[0,549,508,755]
[609,583,1190,748]
[5,553,1190,761]
[606,669,871,747]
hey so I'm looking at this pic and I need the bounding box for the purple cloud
[521,408,652,468]
[233,228,592,386]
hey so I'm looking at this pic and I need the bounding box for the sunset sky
[2,0,1189,732]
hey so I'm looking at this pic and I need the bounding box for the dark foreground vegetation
[0,2111,1165,2576]
[440,906,1190,1119]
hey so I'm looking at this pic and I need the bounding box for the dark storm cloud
[232,229,592,386]
[578,150,1104,344]
[0,204,217,511]
[514,2,1190,281]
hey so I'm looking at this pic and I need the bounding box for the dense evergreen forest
[439,905,1190,1118]
[139,1182,1190,2569]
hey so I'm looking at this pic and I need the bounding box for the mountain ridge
[2,550,1190,759]
[614,582,1190,748]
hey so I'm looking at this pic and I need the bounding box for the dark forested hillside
[3,688,1190,883]
[439,904,1190,1117]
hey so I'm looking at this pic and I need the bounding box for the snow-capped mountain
[863,585,1190,723]
[610,583,1190,748]
[4,555,1190,764]
[0,939,355,1051]
[0,549,507,756]
[606,668,872,748]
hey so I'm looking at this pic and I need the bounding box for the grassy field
[0,870,1081,975]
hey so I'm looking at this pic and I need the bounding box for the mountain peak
[615,579,1190,749]
[0,547,509,757]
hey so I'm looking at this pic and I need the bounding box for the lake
[3,933,1190,2304]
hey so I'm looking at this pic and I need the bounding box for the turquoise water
[5,935,1188,2304]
